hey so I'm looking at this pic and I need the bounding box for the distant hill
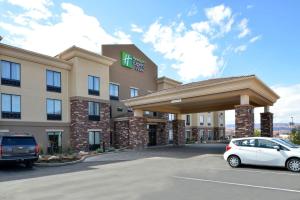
[226,123,298,131]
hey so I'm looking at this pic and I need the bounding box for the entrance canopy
[123,75,280,114]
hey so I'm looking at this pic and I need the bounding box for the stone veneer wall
[128,117,148,149]
[235,105,254,138]
[114,119,129,148]
[172,120,185,145]
[70,98,110,151]
[260,112,273,137]
[157,122,169,145]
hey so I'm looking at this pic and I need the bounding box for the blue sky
[0,0,300,124]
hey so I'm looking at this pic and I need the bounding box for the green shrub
[290,128,300,145]
[96,148,103,153]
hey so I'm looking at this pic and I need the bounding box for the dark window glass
[186,115,190,125]
[233,139,256,147]
[88,102,100,121]
[1,94,21,119]
[109,83,119,100]
[88,76,100,96]
[46,70,61,92]
[257,139,278,149]
[1,60,21,86]
[2,137,36,145]
[89,131,101,151]
[46,99,62,120]
[130,88,138,97]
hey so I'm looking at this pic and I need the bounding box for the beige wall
[0,55,70,123]
[182,111,225,127]
[69,57,110,100]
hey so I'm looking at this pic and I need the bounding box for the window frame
[1,60,21,87]
[46,98,62,120]
[88,75,100,96]
[199,115,204,125]
[88,131,101,151]
[130,87,139,98]
[88,101,100,121]
[46,70,61,93]
[109,83,119,100]
[186,115,191,126]
[1,93,21,119]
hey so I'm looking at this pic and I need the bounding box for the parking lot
[1,144,300,200]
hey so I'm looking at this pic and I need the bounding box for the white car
[224,137,300,172]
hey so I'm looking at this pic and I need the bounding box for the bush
[96,148,103,153]
[290,128,300,145]
[254,129,261,137]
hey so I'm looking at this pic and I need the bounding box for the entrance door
[48,132,62,154]
[148,125,157,146]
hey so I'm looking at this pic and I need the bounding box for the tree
[290,128,300,145]
[254,129,261,137]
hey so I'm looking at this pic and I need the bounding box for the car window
[2,137,36,146]
[233,139,255,147]
[257,139,278,149]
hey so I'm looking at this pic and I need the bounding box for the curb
[34,149,127,167]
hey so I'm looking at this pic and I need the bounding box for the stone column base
[235,105,254,138]
[172,120,185,145]
[261,112,273,137]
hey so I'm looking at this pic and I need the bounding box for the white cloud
[271,84,300,123]
[7,0,53,20]
[187,4,198,17]
[143,20,220,81]
[246,5,254,9]
[238,18,250,38]
[205,4,232,25]
[234,45,247,53]
[249,35,262,43]
[0,2,131,55]
[131,24,143,33]
[142,4,240,81]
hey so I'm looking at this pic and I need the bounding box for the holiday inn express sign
[121,51,144,72]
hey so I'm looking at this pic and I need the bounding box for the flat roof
[123,75,280,114]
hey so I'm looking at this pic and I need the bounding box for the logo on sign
[121,51,144,72]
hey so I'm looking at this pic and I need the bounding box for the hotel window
[88,75,100,96]
[47,132,62,154]
[168,113,175,121]
[109,83,119,100]
[130,87,138,97]
[46,70,61,93]
[219,113,224,127]
[1,94,21,119]
[207,114,211,126]
[199,115,204,125]
[88,102,100,121]
[1,60,21,87]
[89,131,101,151]
[47,99,62,120]
[186,115,191,126]
[185,130,192,140]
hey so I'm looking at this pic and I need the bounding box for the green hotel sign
[121,51,144,72]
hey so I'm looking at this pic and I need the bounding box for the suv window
[257,139,278,149]
[2,137,36,146]
[233,139,255,147]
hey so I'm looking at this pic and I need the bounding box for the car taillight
[35,144,40,154]
[226,145,231,151]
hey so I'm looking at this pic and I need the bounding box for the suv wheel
[25,161,33,168]
[227,155,241,168]
[287,158,300,172]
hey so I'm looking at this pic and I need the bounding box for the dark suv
[0,134,39,168]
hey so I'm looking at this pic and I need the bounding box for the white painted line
[173,176,300,193]
[208,167,300,176]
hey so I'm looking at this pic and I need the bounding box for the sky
[0,0,300,124]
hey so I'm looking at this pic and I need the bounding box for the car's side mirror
[273,145,280,151]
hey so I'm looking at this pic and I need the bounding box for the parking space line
[208,167,300,176]
[173,176,300,193]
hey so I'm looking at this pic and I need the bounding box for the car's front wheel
[227,155,241,168]
[24,161,34,168]
[287,158,300,172]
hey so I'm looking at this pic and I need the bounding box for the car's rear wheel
[287,158,300,172]
[227,155,241,168]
